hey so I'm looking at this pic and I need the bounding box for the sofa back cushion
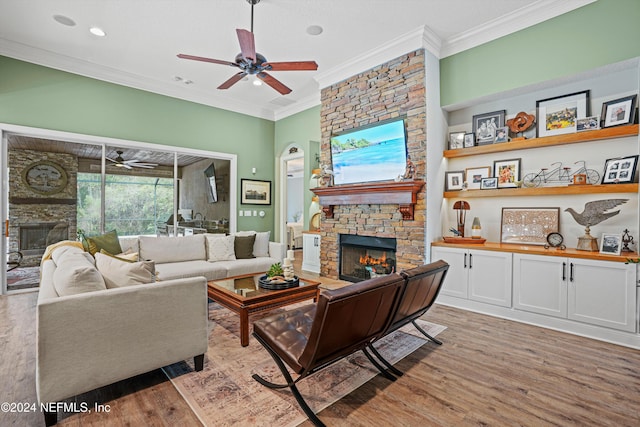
[95,252,156,288]
[139,234,206,264]
[52,251,107,296]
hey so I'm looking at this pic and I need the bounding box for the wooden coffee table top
[207,272,321,305]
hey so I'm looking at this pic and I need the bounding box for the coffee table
[207,273,321,347]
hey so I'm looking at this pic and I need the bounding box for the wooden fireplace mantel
[311,180,425,220]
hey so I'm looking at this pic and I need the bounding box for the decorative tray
[258,275,300,290]
[443,237,486,244]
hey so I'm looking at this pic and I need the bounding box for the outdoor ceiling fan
[177,0,318,95]
[106,151,158,169]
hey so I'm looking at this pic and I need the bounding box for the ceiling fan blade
[218,72,247,90]
[264,61,318,71]
[106,157,117,163]
[131,164,157,169]
[123,164,133,170]
[236,29,256,62]
[177,54,237,67]
[257,72,292,95]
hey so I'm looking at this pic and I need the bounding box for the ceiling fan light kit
[177,0,317,95]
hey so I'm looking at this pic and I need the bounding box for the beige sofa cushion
[53,251,106,296]
[206,234,236,262]
[139,234,206,263]
[94,252,156,288]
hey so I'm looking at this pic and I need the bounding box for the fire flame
[360,252,388,267]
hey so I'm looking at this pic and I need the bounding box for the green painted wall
[273,106,321,239]
[0,56,275,233]
[441,0,640,106]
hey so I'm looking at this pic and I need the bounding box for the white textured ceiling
[0,0,595,120]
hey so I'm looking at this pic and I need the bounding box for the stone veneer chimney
[318,49,427,279]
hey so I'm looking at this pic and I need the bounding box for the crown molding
[314,26,433,90]
[440,0,597,58]
[273,92,321,121]
[0,38,276,121]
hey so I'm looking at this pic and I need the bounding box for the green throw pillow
[85,230,123,256]
[234,234,256,259]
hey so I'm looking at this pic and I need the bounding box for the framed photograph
[480,177,498,190]
[463,133,475,148]
[493,158,521,188]
[536,90,589,137]
[601,94,637,128]
[241,179,272,205]
[500,207,560,245]
[572,173,587,185]
[473,110,506,145]
[445,171,464,191]
[494,126,509,143]
[602,155,639,184]
[449,131,465,150]
[576,115,600,132]
[600,233,622,255]
[465,166,491,190]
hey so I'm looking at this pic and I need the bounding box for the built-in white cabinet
[506,253,636,333]
[432,246,512,308]
[302,232,321,274]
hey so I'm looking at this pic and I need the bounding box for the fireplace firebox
[19,222,68,255]
[339,234,397,282]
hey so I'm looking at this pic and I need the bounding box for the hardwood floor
[2,261,639,426]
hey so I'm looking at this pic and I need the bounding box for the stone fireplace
[339,234,396,282]
[18,222,69,255]
[317,49,427,279]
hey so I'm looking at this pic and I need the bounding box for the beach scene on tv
[330,120,407,185]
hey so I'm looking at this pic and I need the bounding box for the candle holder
[621,229,634,252]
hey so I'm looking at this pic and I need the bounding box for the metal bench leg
[366,343,404,377]
[412,320,443,345]
[362,347,397,381]
[252,333,326,427]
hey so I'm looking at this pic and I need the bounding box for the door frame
[277,144,304,248]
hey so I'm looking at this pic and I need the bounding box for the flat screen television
[330,118,407,185]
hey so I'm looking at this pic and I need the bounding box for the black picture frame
[601,94,637,128]
[445,171,464,191]
[480,177,498,189]
[536,90,589,137]
[463,132,475,148]
[449,131,465,150]
[241,179,272,205]
[472,110,506,145]
[601,155,639,184]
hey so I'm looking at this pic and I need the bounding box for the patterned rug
[6,266,40,291]
[163,302,446,427]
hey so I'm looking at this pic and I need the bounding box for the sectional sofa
[36,231,284,425]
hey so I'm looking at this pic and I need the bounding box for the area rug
[6,266,40,291]
[163,302,446,427]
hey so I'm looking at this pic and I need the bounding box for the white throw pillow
[206,234,236,262]
[53,251,107,296]
[94,252,156,288]
[253,231,271,257]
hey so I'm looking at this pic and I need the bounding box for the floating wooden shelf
[444,125,638,158]
[312,180,425,220]
[444,183,638,198]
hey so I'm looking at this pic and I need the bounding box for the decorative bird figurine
[564,199,628,226]
[565,199,629,251]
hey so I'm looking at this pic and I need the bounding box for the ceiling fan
[106,151,158,169]
[177,0,318,95]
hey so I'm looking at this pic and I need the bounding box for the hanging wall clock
[21,160,68,195]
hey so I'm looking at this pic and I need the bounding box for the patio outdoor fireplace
[19,222,68,255]
[339,234,397,282]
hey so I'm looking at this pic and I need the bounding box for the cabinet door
[468,249,512,307]
[513,254,567,318]
[567,258,637,332]
[431,246,468,298]
[302,234,321,274]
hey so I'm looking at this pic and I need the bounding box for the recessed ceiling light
[53,15,76,27]
[306,25,323,36]
[253,78,263,86]
[89,26,106,37]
